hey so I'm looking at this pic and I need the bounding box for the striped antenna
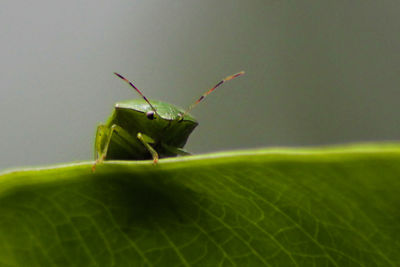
[180,71,245,119]
[114,72,159,116]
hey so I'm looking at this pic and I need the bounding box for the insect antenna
[114,72,159,117]
[180,71,245,119]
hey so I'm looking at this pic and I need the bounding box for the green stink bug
[93,71,245,169]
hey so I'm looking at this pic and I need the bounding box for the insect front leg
[93,125,110,171]
[92,124,139,171]
[137,132,159,164]
[94,124,109,160]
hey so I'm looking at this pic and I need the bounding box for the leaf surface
[1,144,399,266]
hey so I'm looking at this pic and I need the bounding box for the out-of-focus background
[1,1,399,169]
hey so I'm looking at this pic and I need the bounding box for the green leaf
[1,144,399,266]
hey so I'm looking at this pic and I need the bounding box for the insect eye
[146,111,155,120]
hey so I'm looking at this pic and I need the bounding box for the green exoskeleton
[93,71,244,169]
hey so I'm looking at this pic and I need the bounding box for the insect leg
[94,124,108,160]
[92,124,139,171]
[137,132,159,164]
[161,143,191,156]
[93,124,110,171]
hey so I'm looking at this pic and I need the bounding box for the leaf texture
[0,144,399,266]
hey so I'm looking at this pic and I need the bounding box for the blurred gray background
[1,0,399,169]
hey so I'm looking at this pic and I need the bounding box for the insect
[93,71,245,169]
